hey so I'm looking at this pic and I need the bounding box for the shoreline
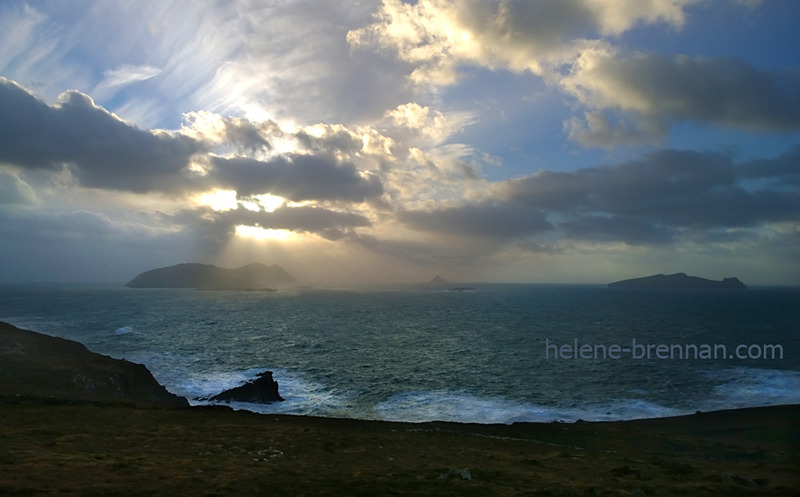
[3,321,799,494]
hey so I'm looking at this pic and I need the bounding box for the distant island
[608,273,747,290]
[126,262,298,290]
[429,275,449,285]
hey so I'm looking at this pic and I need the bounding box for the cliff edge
[0,322,188,407]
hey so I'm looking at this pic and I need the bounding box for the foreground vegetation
[1,397,797,496]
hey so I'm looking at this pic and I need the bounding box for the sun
[195,189,238,211]
[235,225,294,240]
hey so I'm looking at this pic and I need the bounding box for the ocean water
[1,283,798,424]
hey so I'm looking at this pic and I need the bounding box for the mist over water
[1,283,798,423]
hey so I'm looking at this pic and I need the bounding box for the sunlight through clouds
[0,0,797,284]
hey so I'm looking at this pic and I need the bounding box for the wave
[702,367,800,410]
[114,326,134,335]
[181,368,350,417]
[374,391,688,424]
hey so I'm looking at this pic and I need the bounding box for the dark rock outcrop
[608,273,747,290]
[126,262,297,289]
[202,371,284,404]
[0,322,188,407]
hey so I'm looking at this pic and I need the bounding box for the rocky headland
[0,321,187,407]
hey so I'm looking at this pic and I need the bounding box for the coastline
[2,321,798,495]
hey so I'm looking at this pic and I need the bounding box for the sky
[0,0,798,285]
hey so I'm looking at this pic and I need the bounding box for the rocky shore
[1,322,798,496]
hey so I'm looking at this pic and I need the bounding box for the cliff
[608,273,747,290]
[0,322,188,407]
[125,262,297,289]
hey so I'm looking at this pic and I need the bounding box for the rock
[203,371,284,404]
[0,322,188,407]
[429,275,449,286]
[439,468,472,480]
[722,473,762,487]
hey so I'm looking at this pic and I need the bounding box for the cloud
[0,169,37,205]
[92,64,161,101]
[560,216,675,245]
[181,0,413,124]
[168,203,372,244]
[495,148,799,244]
[398,202,552,239]
[348,0,696,85]
[562,49,800,145]
[210,154,383,203]
[385,102,475,145]
[350,0,798,149]
[0,78,202,193]
[100,64,161,87]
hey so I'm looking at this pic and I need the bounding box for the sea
[1,283,798,424]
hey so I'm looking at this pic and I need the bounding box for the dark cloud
[398,202,552,239]
[222,118,273,152]
[167,204,371,243]
[0,78,202,193]
[737,145,800,185]
[567,53,800,146]
[624,55,800,130]
[211,154,383,202]
[499,149,799,234]
[560,216,674,245]
[295,127,362,155]
[224,204,371,239]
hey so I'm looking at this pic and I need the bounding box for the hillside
[125,263,297,289]
[0,322,187,407]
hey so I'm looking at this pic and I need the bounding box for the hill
[0,322,187,407]
[125,263,297,289]
[609,273,747,290]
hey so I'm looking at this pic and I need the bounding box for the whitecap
[701,367,800,410]
[114,326,134,335]
[374,391,688,424]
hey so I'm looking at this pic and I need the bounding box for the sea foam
[374,391,686,424]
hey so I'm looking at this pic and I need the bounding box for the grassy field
[1,398,797,496]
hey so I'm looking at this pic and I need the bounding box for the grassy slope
[0,399,798,496]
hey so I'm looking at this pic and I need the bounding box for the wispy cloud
[92,64,161,101]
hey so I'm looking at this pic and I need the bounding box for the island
[125,262,297,290]
[608,273,747,290]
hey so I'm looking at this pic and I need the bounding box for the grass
[1,398,798,496]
